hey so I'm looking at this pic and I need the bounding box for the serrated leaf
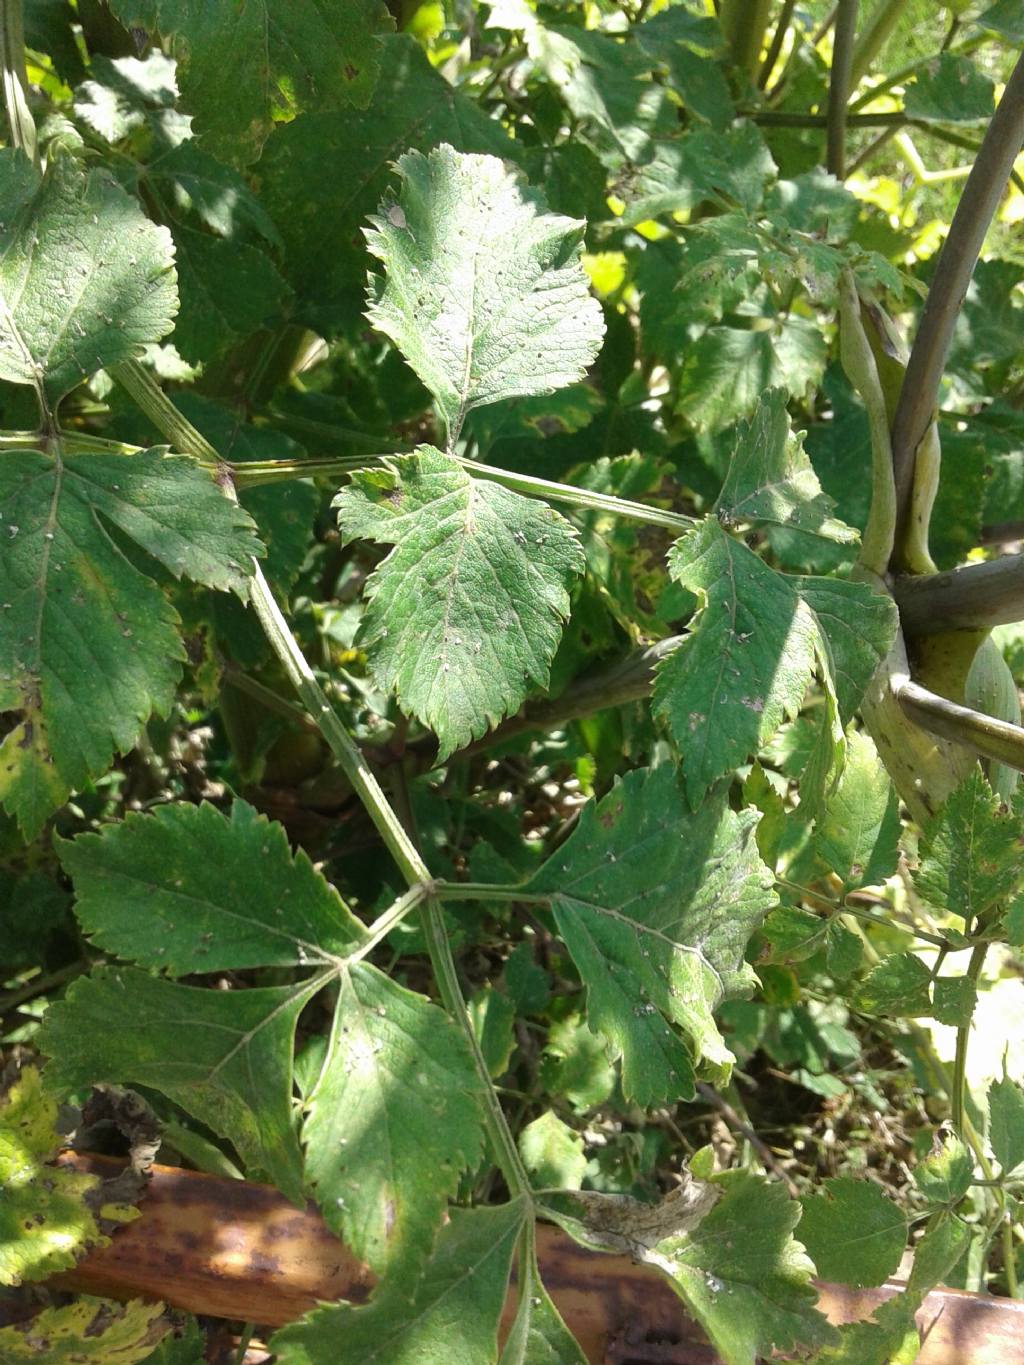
[0,449,260,837]
[258,36,516,335]
[38,966,315,1202]
[795,578,897,722]
[364,144,604,442]
[654,519,819,807]
[527,766,777,1106]
[335,447,584,756]
[539,1014,616,1113]
[810,731,900,889]
[0,1067,105,1284]
[931,975,977,1027]
[714,390,857,544]
[303,963,485,1283]
[107,0,394,163]
[519,1111,586,1191]
[811,1213,969,1365]
[854,953,932,1017]
[659,1171,836,1361]
[170,223,293,362]
[0,152,176,404]
[904,52,995,124]
[989,1072,1024,1174]
[914,1135,974,1206]
[914,769,1024,926]
[271,1200,526,1365]
[58,799,365,973]
[554,1173,834,1362]
[0,1298,169,1362]
[798,1178,906,1288]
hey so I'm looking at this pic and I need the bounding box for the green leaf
[552,1172,834,1362]
[0,152,176,405]
[271,1200,526,1364]
[798,1178,906,1288]
[364,144,605,442]
[714,390,857,545]
[146,142,282,246]
[653,519,818,806]
[258,36,516,335]
[914,1135,974,1206]
[0,449,260,838]
[58,800,366,973]
[527,766,777,1106]
[0,1298,169,1363]
[915,769,1024,926]
[795,579,897,723]
[303,963,485,1283]
[988,1072,1024,1174]
[931,976,977,1027]
[107,0,395,162]
[812,1213,969,1365]
[673,321,827,433]
[519,1111,587,1191]
[854,953,932,1017]
[977,0,1024,40]
[539,1014,616,1113]
[904,52,995,125]
[38,966,315,1202]
[142,1316,205,1365]
[810,731,900,889]
[335,447,585,757]
[0,1067,105,1284]
[170,223,293,362]
[617,124,775,226]
[469,984,517,1077]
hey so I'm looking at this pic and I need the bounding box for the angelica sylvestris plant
[5,3,1024,1363]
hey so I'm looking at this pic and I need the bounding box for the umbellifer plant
[4,2,1024,1362]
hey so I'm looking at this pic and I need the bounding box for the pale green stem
[718,0,771,77]
[111,360,534,1205]
[435,882,551,906]
[849,0,906,86]
[897,681,1024,775]
[951,942,988,1138]
[348,883,434,963]
[459,457,695,534]
[0,0,37,165]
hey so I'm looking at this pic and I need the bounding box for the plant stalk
[112,357,535,1205]
[895,556,1024,635]
[827,0,859,178]
[897,681,1024,775]
[951,942,989,1137]
[849,0,906,86]
[718,0,771,78]
[757,0,796,88]
[889,52,1024,570]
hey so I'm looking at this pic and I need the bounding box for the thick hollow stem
[827,0,859,178]
[718,0,771,78]
[895,556,1024,635]
[889,53,1024,569]
[897,681,1024,775]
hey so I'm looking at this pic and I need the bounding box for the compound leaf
[335,447,585,756]
[0,1298,169,1363]
[797,1178,906,1288]
[365,144,604,442]
[107,0,394,163]
[38,966,315,1202]
[58,800,366,974]
[527,766,777,1106]
[303,963,486,1283]
[271,1200,526,1364]
[0,152,176,405]
[0,449,260,838]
